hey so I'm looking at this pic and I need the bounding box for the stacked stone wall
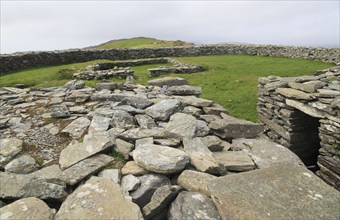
[1,45,339,74]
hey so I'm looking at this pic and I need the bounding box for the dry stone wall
[1,44,339,74]
[258,66,340,190]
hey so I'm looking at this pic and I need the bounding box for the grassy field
[88,37,194,49]
[0,55,333,121]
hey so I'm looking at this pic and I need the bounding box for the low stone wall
[1,44,339,74]
[257,66,340,190]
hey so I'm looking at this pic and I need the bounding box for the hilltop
[86,37,195,49]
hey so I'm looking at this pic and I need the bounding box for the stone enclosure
[0,45,340,219]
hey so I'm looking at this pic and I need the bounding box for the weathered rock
[177,170,217,196]
[183,138,225,175]
[231,138,303,168]
[113,104,145,115]
[121,174,141,192]
[4,155,38,174]
[154,138,180,147]
[164,113,197,140]
[135,114,157,129]
[166,85,202,96]
[182,105,203,116]
[143,185,182,219]
[114,138,134,159]
[209,114,264,139]
[68,105,89,114]
[208,162,340,220]
[58,154,113,186]
[288,81,325,93]
[318,89,340,98]
[118,127,166,141]
[0,138,23,168]
[195,120,211,137]
[135,137,154,148]
[50,105,70,118]
[121,161,150,176]
[200,135,225,151]
[276,87,315,100]
[59,133,113,169]
[110,110,136,129]
[175,95,213,107]
[132,144,189,174]
[61,117,91,139]
[0,197,55,220]
[88,115,111,133]
[148,77,189,87]
[120,96,153,109]
[95,82,121,91]
[98,169,121,184]
[168,191,221,220]
[213,151,255,172]
[55,177,143,220]
[203,104,228,115]
[130,174,170,208]
[0,172,67,201]
[64,80,85,90]
[145,99,182,121]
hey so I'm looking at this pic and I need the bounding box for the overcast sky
[1,0,339,54]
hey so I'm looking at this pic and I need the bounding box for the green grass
[0,55,333,121]
[91,37,194,49]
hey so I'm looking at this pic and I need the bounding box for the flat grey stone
[148,77,189,87]
[112,105,144,115]
[130,174,170,208]
[154,138,180,147]
[58,154,113,186]
[120,96,153,109]
[208,162,340,220]
[166,85,202,96]
[318,89,340,98]
[209,114,264,139]
[288,81,325,93]
[95,82,121,91]
[4,155,38,174]
[286,99,325,118]
[55,177,143,220]
[182,105,203,116]
[121,174,141,192]
[0,197,55,220]
[110,110,136,129]
[203,104,228,115]
[200,135,225,151]
[59,133,113,170]
[0,138,23,168]
[88,115,111,133]
[114,138,134,160]
[177,170,217,196]
[98,169,121,184]
[195,120,211,137]
[213,151,255,172]
[164,113,197,140]
[0,172,67,201]
[143,185,182,220]
[50,105,70,118]
[231,138,304,169]
[135,114,157,129]
[132,144,189,174]
[118,128,166,142]
[68,105,89,114]
[61,117,91,139]
[276,88,315,100]
[183,138,225,175]
[145,99,182,121]
[168,191,221,220]
[64,80,85,90]
[175,95,213,107]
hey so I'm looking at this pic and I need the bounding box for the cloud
[1,1,339,53]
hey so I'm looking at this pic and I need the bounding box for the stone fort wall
[1,44,339,74]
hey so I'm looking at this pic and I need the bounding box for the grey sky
[1,0,339,54]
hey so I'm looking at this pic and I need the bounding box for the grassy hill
[87,37,195,49]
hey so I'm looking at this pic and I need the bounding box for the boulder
[231,138,303,168]
[58,154,113,186]
[0,138,23,168]
[209,114,264,139]
[168,191,221,220]
[164,113,197,140]
[59,133,113,170]
[208,162,340,220]
[55,177,143,220]
[213,151,255,172]
[183,138,225,175]
[0,197,55,220]
[88,115,111,133]
[148,77,189,87]
[145,99,182,121]
[61,117,91,139]
[177,170,217,196]
[50,105,70,118]
[121,161,150,176]
[132,144,189,174]
[0,172,67,201]
[166,85,202,96]
[4,155,38,174]
[98,169,121,184]
[143,185,182,219]
[130,174,170,208]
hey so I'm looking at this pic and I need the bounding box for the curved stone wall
[1,45,339,74]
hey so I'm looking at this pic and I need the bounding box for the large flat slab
[208,162,340,220]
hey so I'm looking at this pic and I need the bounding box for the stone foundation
[257,66,340,190]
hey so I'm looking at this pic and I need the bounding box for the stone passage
[258,66,340,190]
